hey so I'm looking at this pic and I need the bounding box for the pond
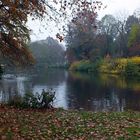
[0,68,140,112]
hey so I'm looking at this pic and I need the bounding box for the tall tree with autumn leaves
[0,0,47,65]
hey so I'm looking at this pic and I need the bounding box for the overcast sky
[27,0,140,42]
[100,0,140,16]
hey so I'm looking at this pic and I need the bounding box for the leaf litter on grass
[0,106,140,140]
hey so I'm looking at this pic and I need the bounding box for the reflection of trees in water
[0,70,67,107]
[31,69,67,86]
[0,77,30,103]
[26,69,68,109]
[66,72,140,111]
[124,89,140,111]
[92,90,126,112]
[0,80,18,103]
[1,70,140,111]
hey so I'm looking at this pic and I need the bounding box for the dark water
[0,68,140,112]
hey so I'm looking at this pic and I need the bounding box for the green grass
[0,106,140,139]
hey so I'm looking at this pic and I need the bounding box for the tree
[65,0,103,63]
[0,0,102,65]
[100,15,117,38]
[65,10,97,63]
[113,13,140,57]
[128,24,140,48]
[0,0,47,65]
[98,14,117,56]
[114,14,128,57]
[30,37,65,67]
[125,15,139,34]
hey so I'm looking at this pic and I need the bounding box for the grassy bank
[0,106,140,139]
[69,57,140,77]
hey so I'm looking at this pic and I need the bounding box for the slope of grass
[0,106,140,140]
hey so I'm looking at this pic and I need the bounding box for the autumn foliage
[0,0,48,65]
[0,106,140,139]
[0,0,104,65]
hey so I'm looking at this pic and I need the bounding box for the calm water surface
[0,68,140,112]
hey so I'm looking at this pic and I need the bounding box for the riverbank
[69,57,140,77]
[0,106,140,139]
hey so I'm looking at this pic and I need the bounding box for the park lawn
[0,106,140,140]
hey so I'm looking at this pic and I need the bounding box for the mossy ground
[0,106,140,140]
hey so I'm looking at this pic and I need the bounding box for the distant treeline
[65,13,140,63]
[30,37,66,68]
[65,11,140,76]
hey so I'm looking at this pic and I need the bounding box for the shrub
[69,59,103,72]
[130,56,140,65]
[69,57,140,77]
[99,58,127,74]
[124,62,140,77]
[114,58,128,73]
[69,60,92,72]
[69,61,81,71]
[8,89,56,109]
[99,58,129,74]
[22,92,39,108]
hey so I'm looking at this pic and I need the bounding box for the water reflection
[66,72,124,111]
[0,69,140,112]
[0,76,27,103]
[67,72,140,111]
